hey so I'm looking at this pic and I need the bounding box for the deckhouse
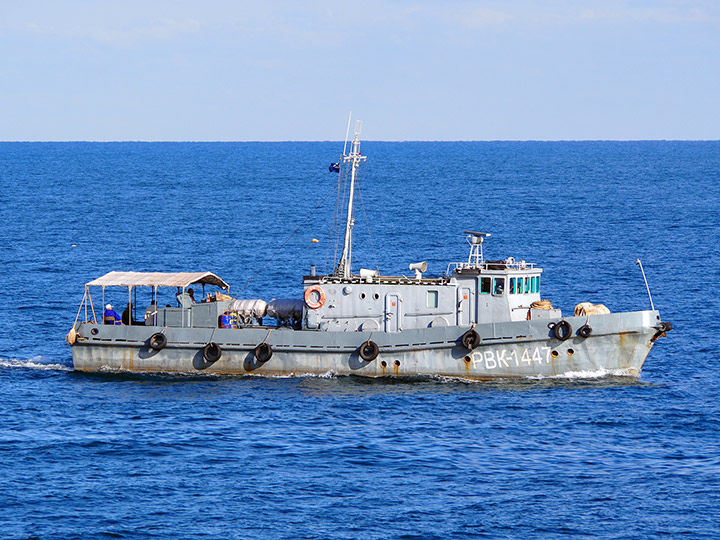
[302,231,554,334]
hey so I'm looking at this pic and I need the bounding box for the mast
[334,120,367,279]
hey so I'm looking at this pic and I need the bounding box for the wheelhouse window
[493,277,505,296]
[531,276,536,293]
[530,276,540,294]
[480,277,491,294]
[524,277,530,293]
[509,277,516,294]
[427,290,439,308]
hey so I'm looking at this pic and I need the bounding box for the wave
[0,356,72,372]
[532,368,637,380]
[76,369,344,382]
[244,370,340,379]
[58,365,643,385]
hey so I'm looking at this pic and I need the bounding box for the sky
[1,0,718,141]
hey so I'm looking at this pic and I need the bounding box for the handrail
[446,260,537,275]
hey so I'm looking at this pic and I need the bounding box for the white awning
[86,271,230,289]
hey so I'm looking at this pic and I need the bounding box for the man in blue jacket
[103,304,121,325]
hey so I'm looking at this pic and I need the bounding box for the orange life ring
[304,285,326,309]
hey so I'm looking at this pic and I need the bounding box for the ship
[67,121,672,379]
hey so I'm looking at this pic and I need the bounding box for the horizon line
[1,138,718,143]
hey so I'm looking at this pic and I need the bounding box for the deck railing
[446,259,537,275]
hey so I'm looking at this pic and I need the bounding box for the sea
[0,141,718,539]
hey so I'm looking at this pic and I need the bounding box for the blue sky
[1,1,718,140]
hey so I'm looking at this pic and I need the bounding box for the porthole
[373,293,380,300]
[464,356,471,364]
[567,348,575,356]
[551,350,559,358]
[360,292,366,299]
[381,360,387,368]
[394,360,400,367]
[91,327,99,335]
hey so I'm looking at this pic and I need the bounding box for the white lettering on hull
[472,346,552,370]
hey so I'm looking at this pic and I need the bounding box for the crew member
[103,304,121,325]
[122,303,138,326]
[144,301,158,326]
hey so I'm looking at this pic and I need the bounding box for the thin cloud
[452,7,514,28]
[18,18,204,48]
[89,19,204,48]
[578,6,715,24]
[438,1,718,29]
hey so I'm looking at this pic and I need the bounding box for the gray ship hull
[71,310,663,380]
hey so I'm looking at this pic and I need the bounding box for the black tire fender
[255,342,273,363]
[203,342,222,363]
[149,332,167,351]
[553,320,572,341]
[578,324,593,338]
[359,340,379,361]
[461,329,480,350]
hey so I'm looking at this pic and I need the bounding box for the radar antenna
[465,231,491,267]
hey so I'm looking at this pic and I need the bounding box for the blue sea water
[0,141,718,539]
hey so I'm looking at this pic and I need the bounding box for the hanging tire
[149,332,167,351]
[461,329,480,350]
[359,340,379,361]
[553,320,572,341]
[203,342,222,363]
[578,324,593,338]
[255,342,273,363]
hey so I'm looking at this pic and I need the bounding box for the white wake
[0,356,72,372]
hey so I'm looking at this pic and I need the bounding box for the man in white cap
[103,304,121,325]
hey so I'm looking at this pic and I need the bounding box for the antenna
[334,118,367,278]
[635,258,655,310]
[342,112,352,156]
